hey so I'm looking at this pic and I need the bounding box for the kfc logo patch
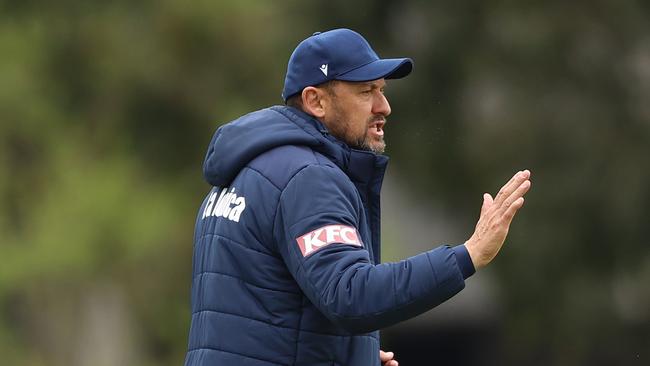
[296,224,362,257]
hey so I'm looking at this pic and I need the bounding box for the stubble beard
[357,124,386,154]
[328,104,386,155]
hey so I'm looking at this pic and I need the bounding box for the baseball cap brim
[335,58,413,82]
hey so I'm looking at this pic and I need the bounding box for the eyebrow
[357,81,387,89]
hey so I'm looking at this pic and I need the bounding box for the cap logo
[319,64,328,76]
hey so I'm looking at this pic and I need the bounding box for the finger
[480,193,493,216]
[387,361,399,366]
[493,171,521,204]
[495,175,529,211]
[499,180,531,215]
[494,170,530,206]
[502,196,525,225]
[380,351,394,362]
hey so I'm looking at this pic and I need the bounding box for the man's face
[320,79,391,154]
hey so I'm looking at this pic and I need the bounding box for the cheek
[351,115,368,137]
[337,100,372,137]
[349,103,371,125]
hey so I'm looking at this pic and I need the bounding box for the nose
[373,91,391,117]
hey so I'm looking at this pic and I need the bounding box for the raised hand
[380,350,398,366]
[465,170,532,269]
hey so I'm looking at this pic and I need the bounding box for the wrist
[464,239,483,270]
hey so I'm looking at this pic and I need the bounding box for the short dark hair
[285,94,303,109]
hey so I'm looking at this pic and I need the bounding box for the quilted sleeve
[273,164,469,333]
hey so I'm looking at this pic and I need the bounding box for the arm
[274,164,469,333]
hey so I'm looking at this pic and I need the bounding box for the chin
[368,142,386,154]
[350,136,385,154]
[370,139,386,154]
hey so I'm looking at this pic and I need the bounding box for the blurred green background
[1,0,649,365]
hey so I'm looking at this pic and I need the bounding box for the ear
[300,86,327,118]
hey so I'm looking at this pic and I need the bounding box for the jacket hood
[203,106,347,187]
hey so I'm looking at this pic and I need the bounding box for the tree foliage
[1,0,649,364]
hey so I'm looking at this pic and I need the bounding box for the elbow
[321,297,399,333]
[328,313,382,334]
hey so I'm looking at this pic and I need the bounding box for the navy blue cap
[282,28,413,101]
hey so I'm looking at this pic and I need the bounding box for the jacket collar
[271,105,389,187]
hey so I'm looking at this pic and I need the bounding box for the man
[184,28,531,366]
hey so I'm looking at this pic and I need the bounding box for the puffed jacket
[184,105,475,366]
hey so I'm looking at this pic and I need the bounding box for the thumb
[480,193,493,215]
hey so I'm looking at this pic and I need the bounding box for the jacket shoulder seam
[249,145,333,191]
[281,161,344,192]
[244,165,283,191]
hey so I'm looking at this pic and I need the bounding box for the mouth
[368,119,385,137]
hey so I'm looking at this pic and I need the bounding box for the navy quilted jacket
[184,106,475,366]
